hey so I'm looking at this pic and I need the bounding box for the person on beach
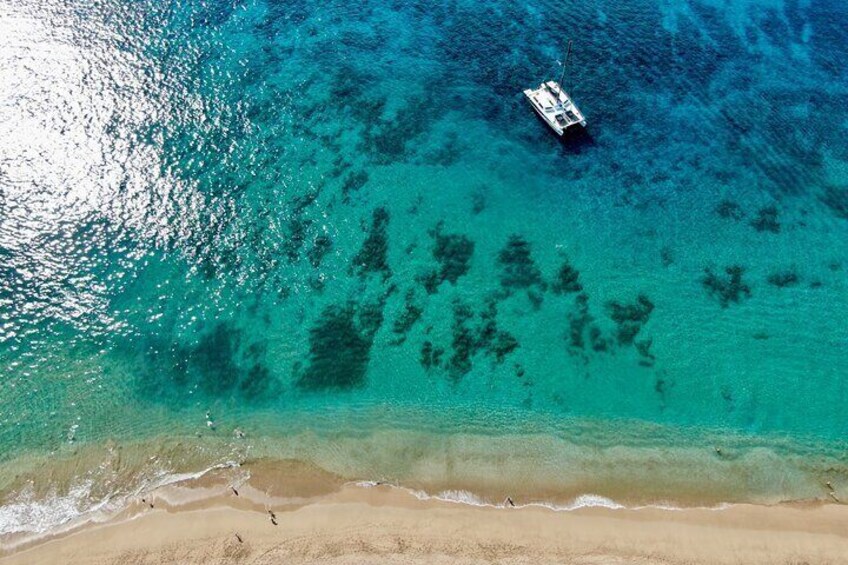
[506,497,515,507]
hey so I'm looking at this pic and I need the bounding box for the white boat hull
[523,81,586,136]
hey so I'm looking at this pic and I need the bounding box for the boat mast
[558,40,573,92]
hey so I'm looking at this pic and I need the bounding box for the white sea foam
[0,480,112,537]
[0,461,240,549]
[358,482,732,513]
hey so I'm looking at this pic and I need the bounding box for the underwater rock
[635,338,655,367]
[144,323,274,401]
[702,265,752,307]
[589,326,609,352]
[415,226,475,294]
[329,156,351,179]
[491,331,519,362]
[716,199,744,221]
[660,247,674,267]
[497,235,546,292]
[471,192,486,215]
[527,289,544,310]
[433,228,475,286]
[477,299,520,362]
[607,294,654,345]
[720,386,735,412]
[551,258,582,294]
[750,205,781,233]
[240,362,271,398]
[421,131,462,167]
[820,185,848,220]
[284,217,311,263]
[291,188,321,212]
[390,289,423,345]
[296,301,382,391]
[416,269,440,295]
[767,270,800,288]
[446,299,520,380]
[448,302,476,379]
[567,293,593,351]
[192,323,242,394]
[308,234,333,268]
[352,207,391,279]
[361,119,409,164]
[654,378,669,399]
[342,170,369,195]
[420,340,444,370]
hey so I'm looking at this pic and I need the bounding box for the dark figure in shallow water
[231,486,239,496]
[506,497,515,507]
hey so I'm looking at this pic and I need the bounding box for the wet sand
[3,475,847,565]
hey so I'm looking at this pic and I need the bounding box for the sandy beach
[3,472,847,565]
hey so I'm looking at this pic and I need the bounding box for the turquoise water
[1,0,848,533]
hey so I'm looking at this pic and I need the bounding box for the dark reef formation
[296,297,385,391]
[767,269,800,288]
[471,191,486,215]
[820,185,848,220]
[564,289,657,368]
[342,170,369,196]
[390,289,424,345]
[308,234,333,268]
[660,246,674,267]
[607,294,655,346]
[566,292,595,352]
[420,340,445,371]
[352,207,391,279]
[444,299,519,381]
[550,257,582,294]
[497,235,546,300]
[432,226,475,285]
[750,205,781,233]
[416,225,475,294]
[702,265,752,307]
[716,199,744,221]
[137,322,274,402]
[284,217,311,262]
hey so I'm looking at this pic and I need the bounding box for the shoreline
[2,422,847,551]
[2,472,847,565]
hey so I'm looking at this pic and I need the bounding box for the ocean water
[1,0,848,538]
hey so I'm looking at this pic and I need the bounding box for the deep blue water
[1,0,847,531]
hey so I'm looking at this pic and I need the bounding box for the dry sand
[2,480,847,565]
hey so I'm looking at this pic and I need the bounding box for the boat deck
[523,81,586,134]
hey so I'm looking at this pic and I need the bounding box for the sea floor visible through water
[1,0,847,546]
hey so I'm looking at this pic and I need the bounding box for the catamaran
[523,41,586,136]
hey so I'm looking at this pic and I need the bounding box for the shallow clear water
[1,0,848,533]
